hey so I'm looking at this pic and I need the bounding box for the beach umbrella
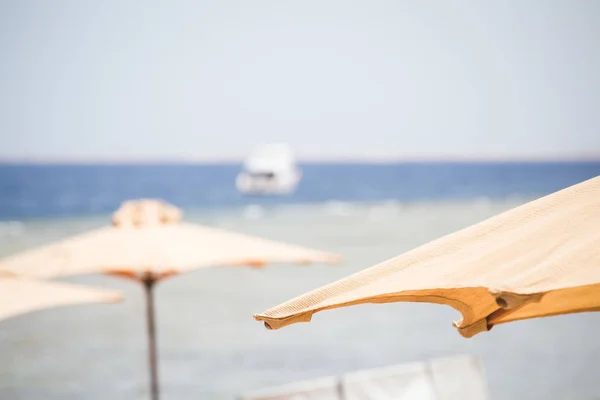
[254,176,600,339]
[0,199,340,400]
[0,272,122,322]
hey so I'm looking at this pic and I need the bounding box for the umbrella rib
[256,287,498,336]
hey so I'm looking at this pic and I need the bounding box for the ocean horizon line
[1,153,600,165]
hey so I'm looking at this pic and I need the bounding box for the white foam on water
[367,200,401,222]
[242,205,266,220]
[0,221,25,237]
[323,201,356,217]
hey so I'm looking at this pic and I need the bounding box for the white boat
[236,144,302,195]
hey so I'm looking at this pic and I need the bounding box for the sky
[1,0,599,162]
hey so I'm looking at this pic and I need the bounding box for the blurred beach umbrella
[254,176,600,338]
[0,272,122,321]
[0,199,340,400]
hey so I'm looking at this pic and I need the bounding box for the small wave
[323,201,356,217]
[367,201,400,222]
[0,221,25,237]
[242,205,266,220]
[469,196,492,209]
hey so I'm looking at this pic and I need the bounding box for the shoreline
[0,195,535,225]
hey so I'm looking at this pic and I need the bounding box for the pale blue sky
[1,1,599,161]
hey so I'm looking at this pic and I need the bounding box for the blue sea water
[1,162,600,400]
[0,161,599,220]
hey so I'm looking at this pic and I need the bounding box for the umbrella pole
[143,276,160,400]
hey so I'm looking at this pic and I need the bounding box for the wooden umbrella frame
[108,269,177,400]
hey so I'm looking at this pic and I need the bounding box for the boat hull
[236,170,302,195]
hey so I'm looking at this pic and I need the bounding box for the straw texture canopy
[0,199,339,281]
[0,274,122,321]
[255,176,600,338]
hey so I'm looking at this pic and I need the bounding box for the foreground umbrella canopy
[0,199,340,400]
[0,274,122,321]
[255,176,600,338]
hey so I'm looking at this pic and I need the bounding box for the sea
[0,162,599,400]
